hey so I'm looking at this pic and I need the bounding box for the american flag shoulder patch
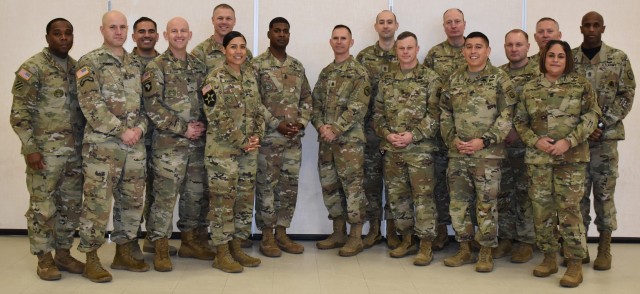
[18,68,33,81]
[202,83,212,95]
[76,66,90,79]
[142,71,151,82]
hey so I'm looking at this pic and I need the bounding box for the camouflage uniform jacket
[251,49,313,137]
[142,49,207,149]
[202,63,266,157]
[440,62,517,159]
[572,42,636,141]
[311,56,370,144]
[356,42,398,127]
[76,45,148,144]
[373,64,442,153]
[499,57,541,150]
[11,47,84,156]
[423,40,466,80]
[514,73,602,164]
[132,47,160,69]
[191,37,253,73]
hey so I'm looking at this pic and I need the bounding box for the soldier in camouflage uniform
[10,18,85,281]
[531,17,562,64]
[127,16,165,259]
[142,17,214,272]
[191,3,253,73]
[252,17,312,257]
[203,31,266,273]
[312,25,369,257]
[573,11,636,271]
[514,40,601,288]
[356,10,399,249]
[494,29,539,263]
[440,32,517,273]
[190,3,252,248]
[75,11,150,283]
[422,8,468,250]
[373,31,442,266]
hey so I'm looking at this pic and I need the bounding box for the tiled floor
[0,236,637,294]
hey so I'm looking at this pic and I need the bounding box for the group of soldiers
[10,3,634,289]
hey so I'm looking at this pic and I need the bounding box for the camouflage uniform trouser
[25,154,83,255]
[448,157,500,248]
[146,146,205,241]
[318,141,367,225]
[364,127,390,222]
[77,141,146,252]
[528,163,587,259]
[581,140,618,234]
[255,136,302,229]
[139,143,154,237]
[497,148,535,244]
[434,136,451,226]
[206,152,257,246]
[384,151,437,240]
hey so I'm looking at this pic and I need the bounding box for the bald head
[376,10,397,23]
[165,17,192,53]
[100,10,128,49]
[582,11,604,25]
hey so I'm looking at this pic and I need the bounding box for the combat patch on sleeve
[364,85,371,96]
[143,72,153,92]
[202,83,217,107]
[17,68,33,81]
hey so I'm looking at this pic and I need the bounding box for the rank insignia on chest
[202,83,216,107]
[382,65,389,73]
[54,89,64,98]
[328,80,336,87]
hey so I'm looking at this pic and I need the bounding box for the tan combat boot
[593,231,612,270]
[562,247,590,266]
[362,219,382,249]
[130,238,144,261]
[36,252,61,281]
[560,259,583,288]
[143,236,178,256]
[83,250,112,283]
[533,252,558,277]
[212,243,243,273]
[510,242,534,263]
[111,241,150,272]
[153,238,172,272]
[316,216,347,249]
[413,239,433,266]
[259,228,282,257]
[275,226,304,254]
[443,241,475,267]
[229,238,261,267]
[389,233,418,258]
[195,227,218,251]
[339,223,364,257]
[54,248,85,274]
[386,219,401,249]
[492,238,512,259]
[476,246,494,272]
[178,230,215,260]
[431,223,450,251]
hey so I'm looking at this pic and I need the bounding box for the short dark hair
[397,31,417,43]
[269,17,289,29]
[133,16,156,31]
[505,29,528,41]
[46,18,72,34]
[214,3,235,14]
[465,31,489,46]
[333,24,352,36]
[539,40,574,74]
[223,31,246,48]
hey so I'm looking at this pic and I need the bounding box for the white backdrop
[1,0,638,237]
